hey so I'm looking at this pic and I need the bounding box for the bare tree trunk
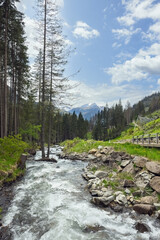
[0,64,3,138]
[4,3,8,136]
[47,52,53,158]
[41,0,47,158]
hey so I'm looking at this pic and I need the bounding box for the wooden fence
[132,133,160,145]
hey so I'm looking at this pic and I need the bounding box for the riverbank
[60,145,160,221]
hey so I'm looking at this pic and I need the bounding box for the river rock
[146,162,160,175]
[135,171,152,190]
[121,160,131,168]
[90,190,103,197]
[88,149,97,154]
[91,195,115,207]
[140,196,156,205]
[122,163,135,175]
[115,194,127,205]
[123,180,135,188]
[135,222,151,233]
[83,224,106,233]
[100,149,108,155]
[150,176,160,193]
[133,204,155,215]
[87,154,97,161]
[133,156,148,168]
[28,149,36,156]
[103,190,113,197]
[18,154,27,169]
[95,171,108,179]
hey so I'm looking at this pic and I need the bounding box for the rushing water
[2,147,160,240]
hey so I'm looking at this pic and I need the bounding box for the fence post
[148,134,150,144]
[156,133,159,144]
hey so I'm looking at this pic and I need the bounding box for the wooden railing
[132,133,160,145]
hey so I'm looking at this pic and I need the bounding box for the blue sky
[16,0,160,108]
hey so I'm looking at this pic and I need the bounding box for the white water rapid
[2,147,160,240]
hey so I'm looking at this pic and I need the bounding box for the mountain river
[2,146,160,240]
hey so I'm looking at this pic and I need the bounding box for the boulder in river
[133,204,155,215]
[135,222,151,233]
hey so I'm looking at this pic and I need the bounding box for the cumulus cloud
[114,0,160,43]
[118,0,160,26]
[73,21,100,39]
[106,43,160,84]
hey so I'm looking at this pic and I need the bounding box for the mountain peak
[69,103,104,120]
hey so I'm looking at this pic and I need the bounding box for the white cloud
[118,0,160,26]
[112,27,140,44]
[66,80,154,108]
[73,21,100,39]
[106,43,160,84]
[157,79,160,85]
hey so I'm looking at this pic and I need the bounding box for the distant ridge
[69,103,104,120]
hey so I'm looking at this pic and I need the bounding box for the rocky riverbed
[60,146,160,219]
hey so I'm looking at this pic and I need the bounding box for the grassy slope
[0,135,29,185]
[115,110,160,141]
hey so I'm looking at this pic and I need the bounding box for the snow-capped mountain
[69,103,104,120]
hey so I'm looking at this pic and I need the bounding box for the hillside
[116,110,160,141]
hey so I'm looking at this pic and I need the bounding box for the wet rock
[18,154,27,170]
[146,162,160,175]
[123,180,135,188]
[82,224,105,233]
[0,226,13,240]
[122,163,135,175]
[133,156,148,168]
[110,202,124,212]
[135,222,151,233]
[133,204,155,215]
[28,149,36,156]
[95,171,108,179]
[150,176,160,193]
[121,160,131,168]
[91,195,115,207]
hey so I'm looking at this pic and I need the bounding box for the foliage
[0,135,29,185]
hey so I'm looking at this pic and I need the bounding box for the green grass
[0,135,29,185]
[62,138,160,162]
[102,179,119,190]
